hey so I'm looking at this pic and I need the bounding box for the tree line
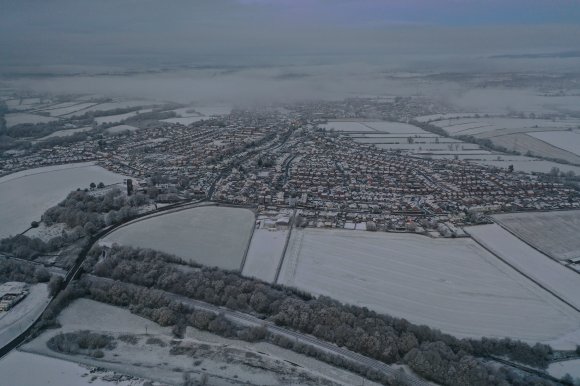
[81,245,568,386]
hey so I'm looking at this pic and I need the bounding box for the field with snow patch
[428,116,580,165]
[5,113,59,127]
[0,163,126,238]
[0,284,49,348]
[160,116,207,125]
[548,359,580,379]
[242,228,288,283]
[322,120,430,134]
[466,224,580,312]
[102,206,255,270]
[277,228,580,342]
[106,124,139,134]
[493,211,580,262]
[529,130,580,157]
[41,102,99,117]
[194,106,231,116]
[37,126,92,141]
[432,117,580,137]
[430,153,580,174]
[21,298,373,386]
[0,351,143,386]
[94,111,140,125]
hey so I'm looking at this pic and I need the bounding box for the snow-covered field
[413,113,490,123]
[194,106,231,116]
[41,102,99,117]
[160,116,207,125]
[106,124,139,134]
[548,359,580,379]
[58,298,170,335]
[0,351,145,386]
[530,130,580,157]
[322,121,430,134]
[5,112,58,127]
[37,126,92,141]
[493,211,580,262]
[466,224,580,312]
[277,229,580,342]
[0,284,49,348]
[102,206,255,270]
[433,117,580,137]
[0,163,126,238]
[430,153,580,174]
[426,117,580,164]
[94,111,140,125]
[242,228,287,283]
[21,298,374,386]
[483,133,580,165]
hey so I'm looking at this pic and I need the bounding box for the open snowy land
[5,112,59,127]
[0,351,148,386]
[160,116,207,125]
[0,284,49,348]
[493,210,580,262]
[36,126,93,141]
[529,130,580,157]
[21,298,377,386]
[432,117,580,137]
[548,358,580,380]
[430,153,580,174]
[322,121,431,135]
[0,163,126,238]
[466,224,580,312]
[105,124,139,134]
[483,133,580,165]
[277,229,580,342]
[428,117,580,164]
[194,106,232,117]
[94,111,140,125]
[242,228,288,283]
[41,102,100,117]
[102,206,255,270]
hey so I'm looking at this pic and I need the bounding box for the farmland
[466,224,580,312]
[4,112,58,127]
[102,206,255,270]
[0,284,49,348]
[493,210,580,262]
[94,111,140,125]
[432,117,580,137]
[105,124,139,134]
[322,120,492,160]
[277,229,580,342]
[483,133,580,165]
[530,130,580,157]
[161,116,207,125]
[322,120,431,134]
[0,351,142,386]
[19,298,373,386]
[36,126,92,141]
[429,153,580,174]
[428,116,580,165]
[242,228,288,283]
[0,163,126,238]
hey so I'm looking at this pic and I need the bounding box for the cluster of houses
[2,100,578,235]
